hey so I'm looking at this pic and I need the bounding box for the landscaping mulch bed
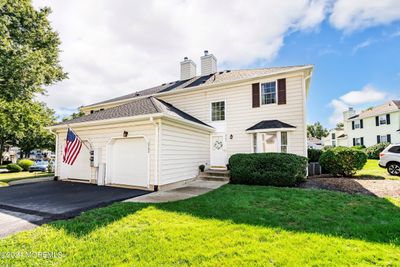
[300,176,400,198]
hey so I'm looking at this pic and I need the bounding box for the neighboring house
[1,145,20,164]
[322,128,347,147]
[307,137,323,149]
[339,101,400,147]
[48,51,313,190]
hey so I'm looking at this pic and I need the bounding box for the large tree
[0,0,67,101]
[307,122,329,139]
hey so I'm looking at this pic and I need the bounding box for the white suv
[379,144,400,176]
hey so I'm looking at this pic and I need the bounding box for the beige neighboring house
[342,101,400,147]
[322,127,347,147]
[48,51,313,190]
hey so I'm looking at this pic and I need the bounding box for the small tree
[307,122,329,139]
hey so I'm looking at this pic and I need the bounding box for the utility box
[90,148,101,168]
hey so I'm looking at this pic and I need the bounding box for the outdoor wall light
[123,131,128,137]
[230,134,233,139]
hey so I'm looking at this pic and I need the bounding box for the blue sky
[33,1,400,127]
[267,21,400,127]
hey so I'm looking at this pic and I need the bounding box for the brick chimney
[180,57,196,80]
[200,50,217,76]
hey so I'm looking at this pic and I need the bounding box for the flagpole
[67,125,92,150]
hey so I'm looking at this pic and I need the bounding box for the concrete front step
[202,170,230,177]
[198,176,230,182]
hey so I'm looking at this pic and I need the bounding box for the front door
[210,134,227,168]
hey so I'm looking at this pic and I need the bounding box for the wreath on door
[213,140,223,150]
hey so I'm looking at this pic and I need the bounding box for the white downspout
[46,128,58,178]
[149,117,161,190]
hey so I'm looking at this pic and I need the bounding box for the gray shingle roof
[246,120,296,131]
[57,97,211,128]
[88,65,312,107]
[348,100,400,120]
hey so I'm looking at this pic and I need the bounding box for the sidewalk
[125,179,228,203]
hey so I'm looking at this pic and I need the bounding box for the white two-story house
[342,101,400,147]
[48,51,313,190]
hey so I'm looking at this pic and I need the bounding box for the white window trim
[380,135,388,143]
[210,100,226,122]
[379,115,387,125]
[354,120,361,129]
[260,80,278,106]
[280,131,289,153]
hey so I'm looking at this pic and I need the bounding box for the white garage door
[60,141,91,181]
[108,137,149,187]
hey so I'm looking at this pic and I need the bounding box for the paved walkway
[125,180,228,203]
[0,209,44,238]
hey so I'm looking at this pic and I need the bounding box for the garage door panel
[108,137,149,187]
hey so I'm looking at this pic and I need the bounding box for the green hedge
[229,153,308,187]
[364,142,390,159]
[319,146,367,177]
[18,159,34,171]
[308,149,323,163]
[6,163,22,173]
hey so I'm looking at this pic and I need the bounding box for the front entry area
[107,137,149,188]
[210,134,227,169]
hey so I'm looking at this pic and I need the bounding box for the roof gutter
[82,65,314,111]
[46,112,214,133]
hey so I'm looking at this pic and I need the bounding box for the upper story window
[332,133,336,139]
[261,82,276,105]
[211,101,225,121]
[354,120,361,129]
[379,115,387,125]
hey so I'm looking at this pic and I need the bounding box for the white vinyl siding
[55,121,156,185]
[160,72,307,157]
[160,121,210,185]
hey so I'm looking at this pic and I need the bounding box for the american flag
[63,128,82,165]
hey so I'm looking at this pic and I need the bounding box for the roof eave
[82,65,314,111]
[246,127,296,133]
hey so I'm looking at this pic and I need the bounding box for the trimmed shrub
[229,153,308,187]
[18,159,34,171]
[319,146,367,177]
[6,163,22,173]
[352,145,366,150]
[364,142,390,159]
[308,148,323,163]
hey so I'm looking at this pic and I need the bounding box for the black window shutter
[377,135,381,144]
[353,138,356,146]
[252,83,260,108]
[277,78,286,105]
[361,137,364,146]
[352,121,355,130]
[375,116,379,126]
[387,134,391,143]
[360,119,363,128]
[386,114,391,124]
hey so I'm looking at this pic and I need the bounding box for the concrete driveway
[0,181,149,237]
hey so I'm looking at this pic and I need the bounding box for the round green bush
[229,153,308,187]
[6,163,22,173]
[319,146,367,177]
[364,142,390,159]
[17,159,34,171]
[308,148,323,163]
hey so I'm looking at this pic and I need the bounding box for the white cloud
[32,0,329,117]
[328,84,387,125]
[352,38,374,54]
[330,0,400,32]
[339,84,386,105]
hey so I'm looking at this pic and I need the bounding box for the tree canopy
[307,122,329,139]
[0,0,67,101]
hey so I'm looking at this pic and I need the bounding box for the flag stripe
[63,128,83,166]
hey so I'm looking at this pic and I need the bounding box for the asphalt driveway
[0,181,149,219]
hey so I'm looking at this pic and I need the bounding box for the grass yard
[0,171,54,184]
[1,185,400,266]
[356,159,400,180]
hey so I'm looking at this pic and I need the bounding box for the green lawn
[0,171,54,184]
[1,185,399,266]
[356,159,400,180]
